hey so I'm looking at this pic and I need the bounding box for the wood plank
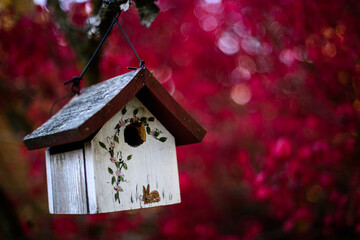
[49,149,88,214]
[45,149,54,214]
[84,141,98,214]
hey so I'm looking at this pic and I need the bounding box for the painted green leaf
[112,176,116,185]
[99,141,107,149]
[154,131,160,137]
[114,135,119,143]
[115,124,120,130]
[108,167,113,174]
[148,117,155,122]
[115,162,120,168]
[146,126,151,134]
[119,175,124,182]
[133,109,139,115]
[121,107,127,115]
[130,118,134,123]
[110,149,114,157]
[115,192,119,201]
[159,137,167,142]
[123,162,128,170]
[127,155,132,160]
[140,117,147,122]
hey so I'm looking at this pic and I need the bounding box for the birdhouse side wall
[46,148,88,214]
[87,97,181,213]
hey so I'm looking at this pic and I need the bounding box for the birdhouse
[23,68,206,214]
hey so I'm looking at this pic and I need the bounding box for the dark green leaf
[127,155,132,160]
[112,176,116,185]
[154,131,160,137]
[110,149,114,157]
[121,107,127,115]
[115,192,119,201]
[133,109,139,115]
[108,167,113,174]
[148,117,155,122]
[115,124,120,130]
[99,141,107,149]
[123,162,128,170]
[159,137,167,142]
[115,162,120,168]
[146,126,151,134]
[140,117,147,122]
[114,135,119,143]
[130,118,134,123]
[119,175,124,182]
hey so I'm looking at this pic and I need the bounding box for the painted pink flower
[110,157,116,163]
[149,129,156,136]
[114,186,123,192]
[133,115,139,122]
[110,141,116,148]
[115,170,123,177]
[119,120,125,127]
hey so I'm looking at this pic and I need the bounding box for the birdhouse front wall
[87,97,180,213]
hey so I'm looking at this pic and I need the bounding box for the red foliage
[2,0,360,239]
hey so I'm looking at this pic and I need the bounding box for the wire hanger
[64,10,145,94]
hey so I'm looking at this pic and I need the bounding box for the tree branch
[45,0,160,85]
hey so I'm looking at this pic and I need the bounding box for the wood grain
[84,141,98,214]
[48,149,88,214]
[45,149,54,214]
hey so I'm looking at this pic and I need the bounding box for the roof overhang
[23,68,206,150]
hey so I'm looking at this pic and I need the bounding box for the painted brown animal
[142,184,160,204]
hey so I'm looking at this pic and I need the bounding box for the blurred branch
[46,0,159,84]
[46,0,101,84]
[46,0,125,85]
[133,0,159,27]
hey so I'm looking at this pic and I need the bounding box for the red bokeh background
[1,0,360,239]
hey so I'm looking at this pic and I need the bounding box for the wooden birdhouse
[23,68,206,214]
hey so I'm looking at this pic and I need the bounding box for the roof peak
[23,68,206,150]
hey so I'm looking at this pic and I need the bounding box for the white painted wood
[45,149,54,214]
[49,149,88,214]
[84,141,98,214]
[91,97,181,213]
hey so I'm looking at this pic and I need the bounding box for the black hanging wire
[114,17,145,69]
[50,9,144,117]
[49,92,74,117]
[64,10,144,93]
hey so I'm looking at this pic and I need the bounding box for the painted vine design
[98,105,167,202]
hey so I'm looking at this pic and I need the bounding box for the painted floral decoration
[99,105,167,202]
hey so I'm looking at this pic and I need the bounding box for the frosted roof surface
[24,69,140,141]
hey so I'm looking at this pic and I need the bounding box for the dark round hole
[124,122,146,147]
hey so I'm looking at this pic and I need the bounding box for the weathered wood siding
[46,148,88,214]
[90,97,181,213]
[84,142,97,213]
